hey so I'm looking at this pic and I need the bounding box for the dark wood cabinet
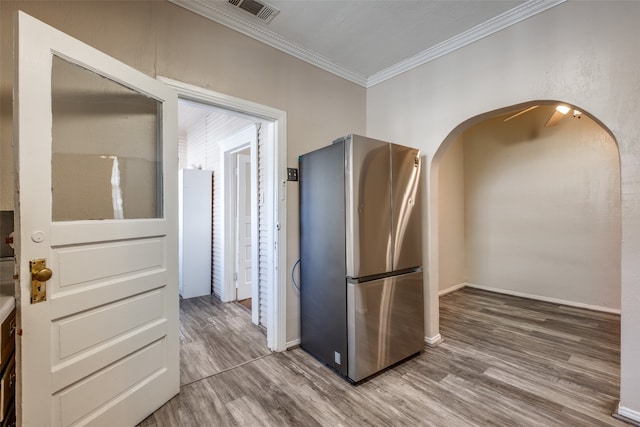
[0,309,15,426]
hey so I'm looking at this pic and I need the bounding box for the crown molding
[169,0,565,89]
[169,0,368,86]
[366,0,566,87]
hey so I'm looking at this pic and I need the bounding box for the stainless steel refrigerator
[299,134,424,382]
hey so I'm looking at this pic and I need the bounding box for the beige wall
[437,135,465,293]
[0,1,366,342]
[463,106,620,310]
[436,106,620,311]
[366,1,640,415]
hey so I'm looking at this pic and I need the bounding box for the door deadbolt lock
[30,259,52,304]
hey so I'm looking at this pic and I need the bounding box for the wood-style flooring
[140,288,625,426]
[178,295,269,386]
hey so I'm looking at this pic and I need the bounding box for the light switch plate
[287,168,298,181]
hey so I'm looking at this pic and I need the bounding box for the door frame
[220,126,258,325]
[159,77,287,352]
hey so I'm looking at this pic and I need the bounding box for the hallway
[178,295,269,386]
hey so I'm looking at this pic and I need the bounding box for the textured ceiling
[170,0,564,87]
[263,1,525,77]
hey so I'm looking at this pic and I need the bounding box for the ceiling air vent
[226,0,280,24]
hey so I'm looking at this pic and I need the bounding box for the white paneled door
[236,153,252,301]
[14,12,179,426]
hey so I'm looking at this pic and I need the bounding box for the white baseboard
[424,334,443,347]
[439,282,467,296]
[614,402,640,426]
[466,283,621,314]
[286,338,301,349]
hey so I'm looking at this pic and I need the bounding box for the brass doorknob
[33,267,53,282]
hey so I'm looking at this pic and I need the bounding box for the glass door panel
[51,55,162,221]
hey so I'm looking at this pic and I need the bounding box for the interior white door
[236,153,252,301]
[14,12,179,426]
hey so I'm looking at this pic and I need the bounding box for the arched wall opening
[427,98,621,337]
[364,2,639,417]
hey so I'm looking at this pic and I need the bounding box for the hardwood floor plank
[437,373,562,427]
[226,396,278,426]
[179,295,269,385]
[484,366,618,425]
[141,288,626,426]
[569,353,620,376]
[417,342,569,423]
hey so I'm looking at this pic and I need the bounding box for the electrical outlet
[287,168,298,181]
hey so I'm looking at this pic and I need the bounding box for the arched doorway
[425,99,623,415]
[433,101,621,311]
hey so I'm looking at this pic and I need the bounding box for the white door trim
[219,127,257,304]
[159,77,287,352]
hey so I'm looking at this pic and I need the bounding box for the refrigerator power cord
[291,258,301,292]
